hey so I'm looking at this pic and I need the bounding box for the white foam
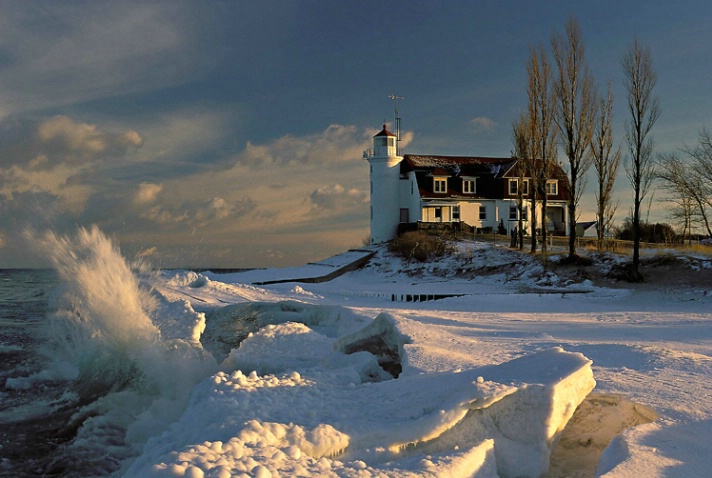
[23,227,218,474]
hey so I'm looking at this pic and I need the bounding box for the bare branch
[591,83,621,249]
[622,38,660,277]
[552,16,597,257]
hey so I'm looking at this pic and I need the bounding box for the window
[509,205,528,220]
[479,206,487,220]
[509,179,529,195]
[462,178,476,194]
[452,206,460,221]
[546,180,558,196]
[434,207,442,219]
[434,178,447,193]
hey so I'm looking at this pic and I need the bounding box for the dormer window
[434,177,447,193]
[546,180,558,196]
[509,179,529,196]
[462,177,476,194]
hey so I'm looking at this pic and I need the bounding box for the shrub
[644,252,679,266]
[606,262,645,282]
[554,254,594,267]
[388,231,455,262]
[616,219,678,243]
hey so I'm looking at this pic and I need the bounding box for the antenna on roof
[388,94,404,155]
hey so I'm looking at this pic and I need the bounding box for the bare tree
[685,129,712,235]
[622,38,660,280]
[526,45,558,254]
[657,130,712,237]
[657,153,697,239]
[512,113,530,250]
[677,196,696,242]
[591,83,621,251]
[661,176,698,242]
[552,17,597,258]
[694,129,712,184]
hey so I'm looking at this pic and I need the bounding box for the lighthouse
[364,124,403,244]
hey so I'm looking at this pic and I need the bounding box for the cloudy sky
[1,1,711,268]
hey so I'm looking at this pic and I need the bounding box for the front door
[546,207,564,233]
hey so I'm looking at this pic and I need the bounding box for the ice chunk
[333,312,410,378]
[201,301,367,362]
[124,347,594,477]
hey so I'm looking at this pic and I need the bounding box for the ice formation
[124,303,595,478]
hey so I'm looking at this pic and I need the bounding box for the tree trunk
[568,172,577,257]
[541,192,548,255]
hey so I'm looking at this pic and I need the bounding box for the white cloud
[38,117,107,154]
[137,196,264,229]
[36,116,143,163]
[193,197,253,223]
[469,117,497,133]
[0,115,143,172]
[0,115,146,217]
[0,120,374,267]
[308,184,368,214]
[133,183,163,205]
[140,205,187,225]
[238,124,371,166]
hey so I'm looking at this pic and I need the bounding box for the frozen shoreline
[133,242,711,477]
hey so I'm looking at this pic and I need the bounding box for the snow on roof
[405,154,515,169]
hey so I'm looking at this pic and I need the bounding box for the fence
[402,222,710,254]
[469,231,711,254]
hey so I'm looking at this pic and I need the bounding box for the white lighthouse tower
[365,124,403,244]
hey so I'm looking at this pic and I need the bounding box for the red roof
[373,124,396,137]
[400,154,572,201]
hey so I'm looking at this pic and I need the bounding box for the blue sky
[1,1,711,268]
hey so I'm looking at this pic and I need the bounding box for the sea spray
[39,228,162,385]
[25,226,217,476]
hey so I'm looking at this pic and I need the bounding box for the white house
[364,124,572,244]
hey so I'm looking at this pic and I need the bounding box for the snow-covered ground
[126,241,712,477]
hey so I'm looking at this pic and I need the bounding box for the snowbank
[123,299,594,478]
[132,242,712,476]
